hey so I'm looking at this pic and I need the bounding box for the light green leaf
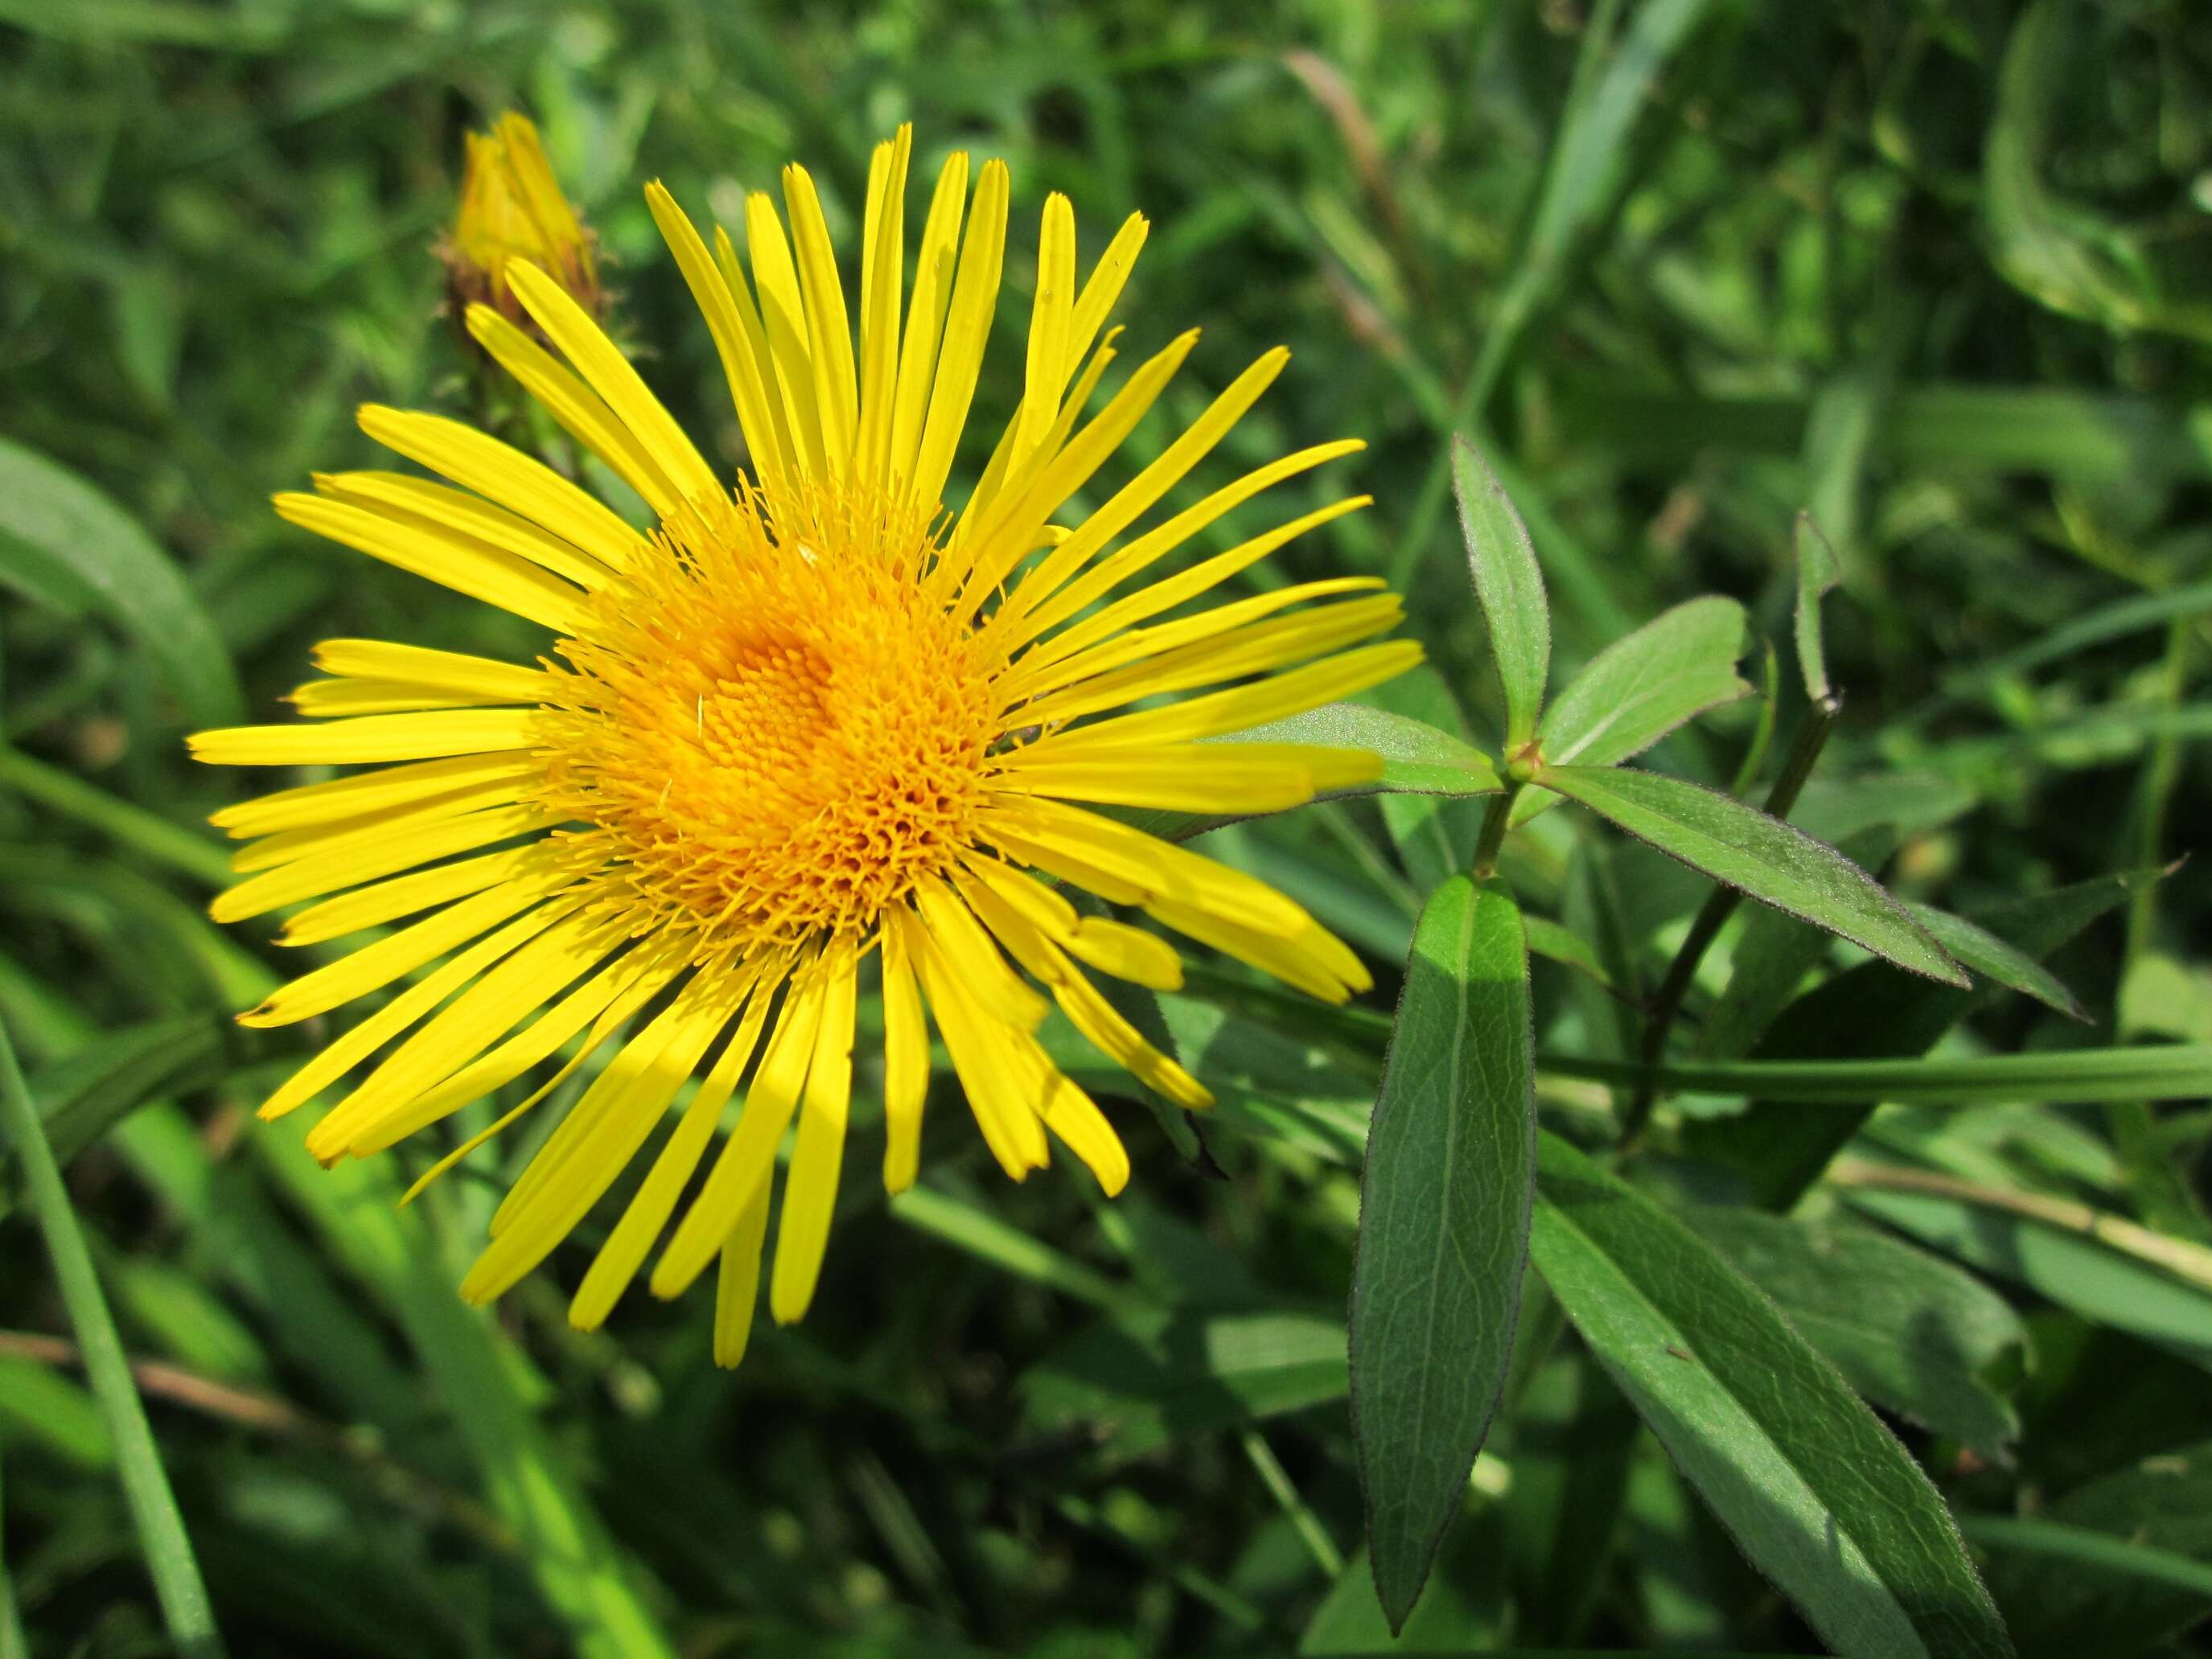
[1540,596,1750,768]
[1450,434,1549,749]
[1905,903,2089,1022]
[1532,1134,2015,1659]
[1795,513,1843,704]
[1542,765,1965,986]
[1684,1207,2026,1457]
[1235,700,1503,798]
[1349,876,1536,1632]
[0,437,244,728]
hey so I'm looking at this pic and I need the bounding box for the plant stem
[1240,1427,1344,1579]
[0,1018,224,1659]
[1471,783,1522,879]
[1620,695,1838,1147]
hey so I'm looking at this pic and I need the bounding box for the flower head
[442,111,600,323]
[193,125,1419,1365]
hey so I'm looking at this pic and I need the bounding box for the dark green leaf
[1450,434,1549,749]
[0,437,244,728]
[1532,1133,2015,1658]
[1545,1045,2210,1107]
[1543,765,1965,986]
[1904,904,2089,1022]
[1349,875,1536,1632]
[1684,1207,2026,1457]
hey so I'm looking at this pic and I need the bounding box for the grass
[2,1,2210,1654]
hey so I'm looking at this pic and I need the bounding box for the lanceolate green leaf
[1531,1134,2015,1659]
[1684,1207,2026,1457]
[1543,765,1965,985]
[1450,434,1550,749]
[1544,1045,2210,1107]
[1538,596,1751,768]
[0,437,243,729]
[1349,876,1536,1632]
[1904,903,2089,1021]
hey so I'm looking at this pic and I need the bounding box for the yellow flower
[443,112,600,322]
[191,125,1419,1365]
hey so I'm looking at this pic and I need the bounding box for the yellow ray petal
[569,959,780,1330]
[998,747,1337,815]
[770,933,858,1323]
[285,679,520,719]
[713,1187,771,1369]
[908,873,1048,1030]
[231,778,536,873]
[1009,442,1365,647]
[191,708,543,770]
[1005,576,1385,708]
[466,304,685,518]
[212,754,537,840]
[645,182,789,490]
[853,126,911,488]
[1013,595,1403,732]
[888,150,970,499]
[256,897,574,1122]
[212,803,558,924]
[356,404,644,571]
[979,796,1308,936]
[1008,192,1077,478]
[948,330,1197,621]
[461,965,742,1306]
[908,922,1050,1179]
[1026,639,1422,755]
[278,847,542,947]
[269,491,590,636]
[310,471,614,590]
[503,261,722,507]
[911,158,1009,515]
[305,906,615,1159]
[652,964,827,1299]
[237,879,546,1029]
[782,163,861,477]
[1067,212,1147,369]
[743,192,828,481]
[878,908,931,1194]
[1148,897,1370,1004]
[370,947,687,1163]
[1065,914,1184,992]
[985,348,1291,647]
[309,639,553,703]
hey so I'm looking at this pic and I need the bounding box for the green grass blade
[0,1018,224,1659]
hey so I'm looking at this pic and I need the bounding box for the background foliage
[3,0,2210,1653]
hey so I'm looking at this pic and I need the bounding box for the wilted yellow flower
[192,125,1416,1365]
[442,111,600,322]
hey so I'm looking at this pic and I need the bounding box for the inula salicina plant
[2,6,2210,1657]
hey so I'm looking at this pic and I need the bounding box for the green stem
[0,1019,224,1659]
[1621,695,1838,1147]
[1471,783,1522,880]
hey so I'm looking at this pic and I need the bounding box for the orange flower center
[535,486,999,954]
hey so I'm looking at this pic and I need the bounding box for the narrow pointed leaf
[1904,903,2089,1021]
[1532,1133,2015,1659]
[1450,434,1549,749]
[1539,596,1751,767]
[1349,875,1536,1632]
[1543,765,1966,986]
[1232,701,1503,797]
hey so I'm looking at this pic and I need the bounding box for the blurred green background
[2,0,2210,1654]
